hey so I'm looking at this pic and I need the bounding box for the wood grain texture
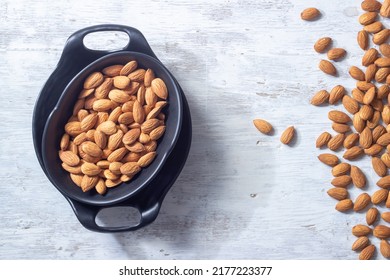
[0,0,385,259]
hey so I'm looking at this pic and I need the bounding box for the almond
[124,141,145,153]
[331,175,352,188]
[310,90,329,105]
[62,163,82,174]
[80,113,98,132]
[95,78,113,99]
[137,85,146,105]
[94,130,107,150]
[81,141,103,158]
[332,162,351,177]
[107,147,127,162]
[352,236,370,251]
[149,126,166,141]
[108,106,122,123]
[118,112,134,125]
[353,114,366,133]
[92,99,114,112]
[381,153,390,168]
[344,133,359,149]
[363,87,376,105]
[84,72,104,89]
[105,178,122,188]
[102,65,123,77]
[79,88,94,99]
[329,85,345,104]
[151,78,168,100]
[137,152,157,168]
[380,0,390,18]
[354,193,371,211]
[120,162,141,176]
[140,118,161,134]
[70,173,83,187]
[253,119,273,134]
[349,66,365,81]
[380,240,390,258]
[359,127,373,149]
[107,130,124,151]
[95,178,107,195]
[374,124,387,141]
[328,110,351,124]
[133,100,145,124]
[365,64,377,82]
[81,162,101,176]
[65,121,83,137]
[301,7,321,20]
[363,21,383,33]
[146,106,164,120]
[366,207,379,225]
[377,132,390,145]
[359,245,376,260]
[145,87,158,106]
[342,95,360,114]
[382,212,390,223]
[98,120,117,135]
[375,57,390,67]
[352,224,372,237]
[362,0,382,12]
[318,153,339,167]
[319,59,337,76]
[109,161,123,175]
[351,166,367,189]
[343,147,364,160]
[352,88,365,104]
[108,89,131,103]
[373,225,390,238]
[359,105,374,121]
[367,110,380,129]
[365,144,383,156]
[59,151,80,167]
[380,43,390,57]
[119,61,138,76]
[73,132,87,146]
[372,157,387,176]
[382,106,390,125]
[316,132,332,148]
[314,37,332,53]
[359,12,378,25]
[280,126,295,145]
[123,128,141,145]
[335,199,353,212]
[113,76,131,89]
[386,191,390,208]
[127,69,146,82]
[81,175,99,192]
[144,68,155,87]
[358,30,369,50]
[327,48,346,61]
[60,134,70,151]
[372,189,389,204]
[327,187,348,200]
[373,29,390,45]
[327,133,344,151]
[362,48,379,66]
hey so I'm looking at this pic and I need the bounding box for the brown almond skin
[362,1,382,12]
[327,48,346,61]
[343,147,364,160]
[349,66,366,81]
[352,236,370,251]
[359,245,376,260]
[328,110,351,124]
[253,119,273,134]
[329,85,345,104]
[318,154,339,167]
[327,134,345,151]
[354,193,371,211]
[373,225,390,238]
[311,90,329,106]
[327,187,348,200]
[314,37,332,53]
[344,133,359,149]
[352,224,372,237]
[301,7,321,21]
[377,175,390,189]
[316,132,332,148]
[364,21,383,33]
[332,163,350,177]
[380,44,390,57]
[380,240,390,258]
[372,189,389,204]
[366,207,379,225]
[358,30,369,50]
[362,48,379,66]
[382,212,390,223]
[342,96,359,115]
[351,166,366,188]
[364,144,382,156]
[359,12,378,25]
[331,175,352,188]
[372,158,388,177]
[335,199,353,212]
[280,126,295,145]
[319,59,337,76]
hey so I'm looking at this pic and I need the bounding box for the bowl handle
[66,195,161,233]
[63,24,157,61]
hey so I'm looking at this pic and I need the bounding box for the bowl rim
[42,51,183,206]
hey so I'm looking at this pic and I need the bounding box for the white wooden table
[0,0,386,259]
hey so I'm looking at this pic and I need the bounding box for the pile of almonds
[304,1,390,260]
[59,60,168,195]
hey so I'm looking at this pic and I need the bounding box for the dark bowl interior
[42,51,183,206]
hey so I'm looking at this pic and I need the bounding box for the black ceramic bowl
[42,51,183,206]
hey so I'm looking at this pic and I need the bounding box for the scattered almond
[280,126,295,145]
[319,59,337,76]
[366,207,379,225]
[301,7,321,21]
[359,245,376,260]
[314,37,332,53]
[352,236,370,251]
